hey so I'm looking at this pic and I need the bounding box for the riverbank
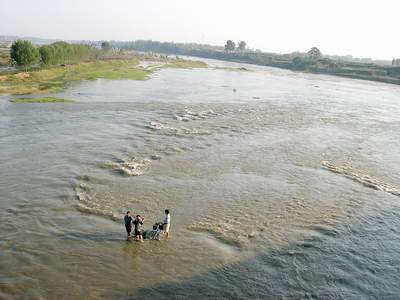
[0,56,207,95]
[123,41,400,86]
[187,53,400,86]
[11,96,74,103]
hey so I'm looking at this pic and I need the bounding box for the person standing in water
[163,209,171,237]
[124,211,133,239]
[133,215,144,242]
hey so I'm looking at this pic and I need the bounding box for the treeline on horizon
[110,39,400,84]
[112,39,399,66]
[113,39,327,70]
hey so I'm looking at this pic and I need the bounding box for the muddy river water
[1,59,400,299]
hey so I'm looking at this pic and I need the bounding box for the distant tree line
[392,58,400,66]
[10,39,96,68]
[117,39,326,71]
[115,40,224,55]
[116,39,400,82]
[224,40,246,52]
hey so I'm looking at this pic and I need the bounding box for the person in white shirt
[163,209,170,237]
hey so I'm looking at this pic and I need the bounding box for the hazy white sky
[1,0,399,59]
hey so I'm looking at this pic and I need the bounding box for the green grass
[0,58,149,95]
[11,97,74,103]
[0,56,207,96]
[162,59,207,69]
[0,49,10,66]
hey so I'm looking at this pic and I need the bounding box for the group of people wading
[124,209,170,242]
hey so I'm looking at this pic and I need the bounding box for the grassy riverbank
[0,56,207,95]
[11,97,74,103]
[0,58,148,95]
[162,59,207,69]
[0,49,9,66]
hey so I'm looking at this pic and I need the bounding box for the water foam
[103,157,150,176]
[147,121,210,136]
[173,108,220,122]
[322,160,400,197]
[74,182,121,221]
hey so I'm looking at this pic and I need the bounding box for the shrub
[10,40,40,68]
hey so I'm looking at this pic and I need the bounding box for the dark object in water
[143,229,161,240]
[153,222,164,230]
[143,222,163,240]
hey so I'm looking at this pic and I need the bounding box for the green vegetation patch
[0,58,150,95]
[0,49,10,66]
[0,54,207,96]
[11,97,74,103]
[162,59,207,69]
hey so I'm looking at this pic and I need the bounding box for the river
[1,59,400,299]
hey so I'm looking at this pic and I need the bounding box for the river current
[1,59,400,299]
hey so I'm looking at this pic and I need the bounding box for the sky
[0,0,399,59]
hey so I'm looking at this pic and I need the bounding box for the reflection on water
[1,59,400,299]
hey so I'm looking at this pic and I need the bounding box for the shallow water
[1,59,400,299]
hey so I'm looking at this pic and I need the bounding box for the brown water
[1,59,400,299]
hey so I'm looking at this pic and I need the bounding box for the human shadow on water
[122,207,400,299]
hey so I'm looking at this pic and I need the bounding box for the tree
[292,56,303,66]
[292,56,309,70]
[10,40,40,68]
[238,41,246,51]
[307,47,322,60]
[224,40,236,52]
[101,41,112,51]
[39,42,95,65]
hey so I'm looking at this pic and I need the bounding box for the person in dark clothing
[124,211,133,239]
[133,215,144,242]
